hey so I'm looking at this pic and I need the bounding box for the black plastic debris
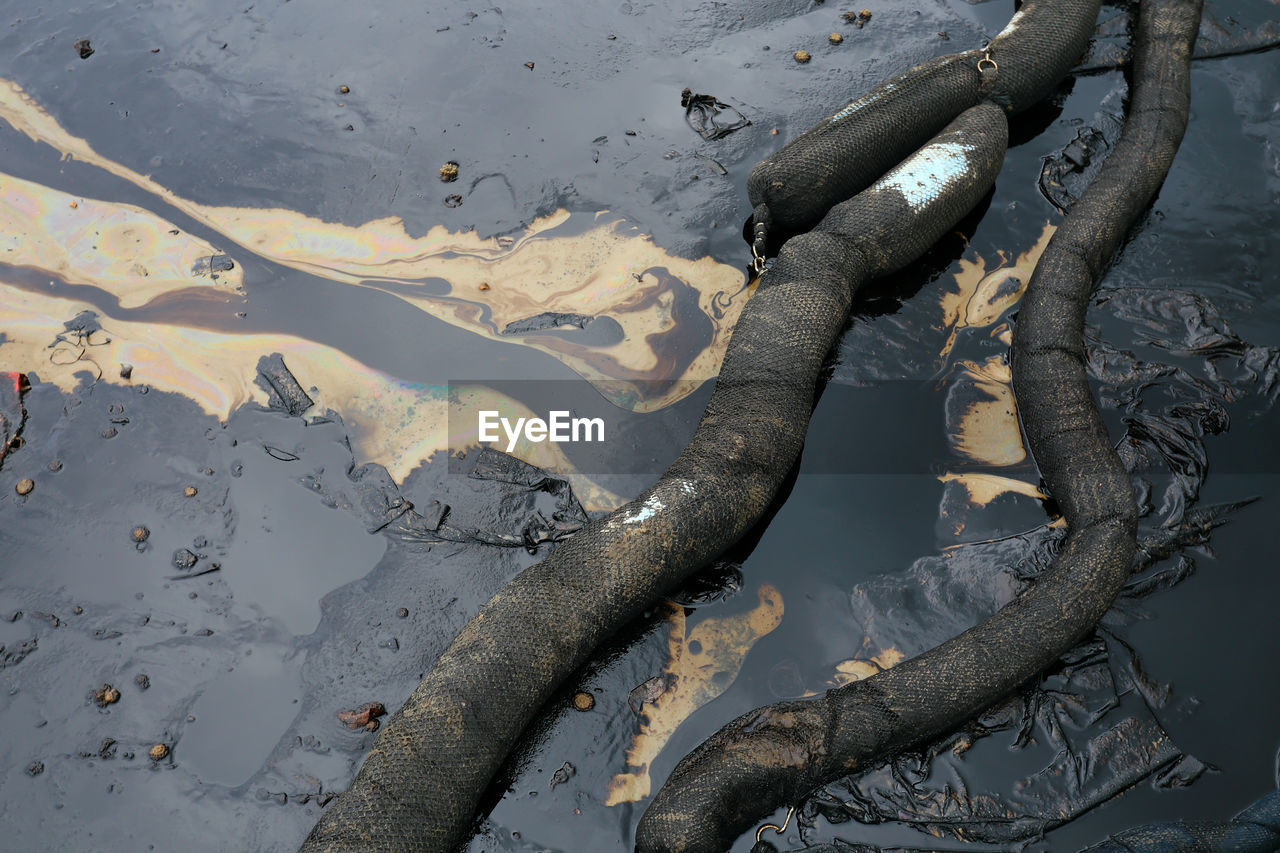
[549,761,575,789]
[190,254,236,280]
[680,87,750,140]
[301,458,453,540]
[783,284,1280,851]
[502,312,594,335]
[74,39,93,59]
[468,447,588,550]
[303,446,588,550]
[1039,122,1116,210]
[55,311,108,351]
[1076,8,1280,72]
[0,372,28,467]
[255,354,315,417]
[348,463,416,533]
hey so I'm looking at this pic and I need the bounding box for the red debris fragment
[337,701,386,732]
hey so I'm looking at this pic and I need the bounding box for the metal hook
[750,244,768,274]
[754,805,796,843]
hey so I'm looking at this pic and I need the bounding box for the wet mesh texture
[747,0,1102,236]
[636,1,1202,850]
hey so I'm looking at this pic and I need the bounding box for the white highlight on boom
[828,82,897,124]
[994,8,1027,39]
[875,141,974,209]
[624,495,666,524]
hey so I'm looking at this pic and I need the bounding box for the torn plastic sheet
[241,352,591,548]
[501,312,594,336]
[789,506,1247,849]
[0,371,28,465]
[468,446,590,550]
[680,87,751,141]
[299,448,587,550]
[1095,289,1280,408]
[786,287,1278,850]
[256,353,315,417]
[1076,3,1280,73]
[1039,112,1123,211]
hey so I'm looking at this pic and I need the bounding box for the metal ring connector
[977,51,998,73]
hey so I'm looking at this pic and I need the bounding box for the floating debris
[1039,123,1116,211]
[190,254,236,280]
[502,312,593,335]
[793,49,811,63]
[2,372,29,466]
[550,761,576,789]
[92,684,120,707]
[627,675,672,714]
[15,478,33,495]
[131,525,150,542]
[74,39,94,59]
[680,88,751,140]
[183,485,197,497]
[439,161,459,182]
[693,152,727,176]
[842,8,872,28]
[255,354,314,417]
[134,674,150,690]
[571,691,595,712]
[829,32,844,44]
[338,701,386,732]
[148,743,169,761]
[172,549,198,570]
[337,85,350,95]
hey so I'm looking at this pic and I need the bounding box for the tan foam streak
[0,171,244,307]
[0,281,623,511]
[606,584,784,804]
[0,78,750,411]
[937,472,1047,507]
[948,356,1026,467]
[938,222,1055,357]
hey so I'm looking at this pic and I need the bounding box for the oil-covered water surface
[1,1,1278,851]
